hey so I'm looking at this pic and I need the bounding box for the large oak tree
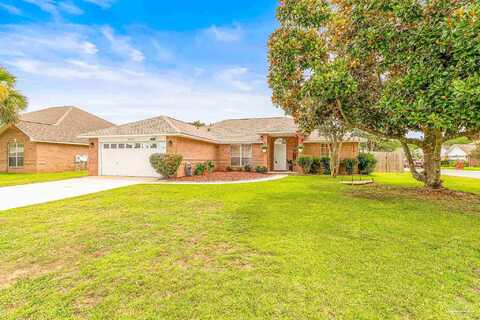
[268,0,480,188]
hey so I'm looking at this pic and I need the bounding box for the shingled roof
[4,106,114,145]
[206,117,298,143]
[80,115,218,142]
[80,115,364,144]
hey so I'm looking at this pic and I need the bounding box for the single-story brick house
[0,106,114,173]
[443,143,479,166]
[80,115,364,177]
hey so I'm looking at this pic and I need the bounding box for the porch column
[295,134,305,172]
[261,135,269,169]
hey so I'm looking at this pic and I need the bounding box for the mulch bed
[169,171,272,182]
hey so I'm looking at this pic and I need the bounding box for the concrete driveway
[442,169,480,179]
[0,177,145,211]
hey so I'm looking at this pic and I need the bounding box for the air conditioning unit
[75,154,88,163]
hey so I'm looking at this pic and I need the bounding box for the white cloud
[101,26,145,62]
[205,24,243,42]
[215,67,253,91]
[0,3,22,15]
[82,0,114,9]
[23,0,58,16]
[58,1,84,15]
[0,25,98,57]
[151,40,173,62]
[22,0,85,18]
[9,56,280,124]
[0,22,282,124]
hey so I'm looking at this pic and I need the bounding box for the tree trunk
[421,130,443,189]
[328,141,342,177]
[401,130,443,189]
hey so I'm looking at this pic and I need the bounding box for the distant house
[443,144,479,166]
[80,115,365,178]
[0,107,114,173]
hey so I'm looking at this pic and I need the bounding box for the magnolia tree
[0,67,27,124]
[268,0,480,189]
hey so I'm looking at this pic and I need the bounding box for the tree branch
[401,141,425,183]
[445,129,480,141]
[335,98,424,146]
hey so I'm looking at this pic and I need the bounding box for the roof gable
[20,107,72,125]
[446,144,477,155]
[80,115,217,142]
[12,106,114,145]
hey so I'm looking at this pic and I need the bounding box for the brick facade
[167,136,219,177]
[88,138,99,176]
[87,134,362,177]
[36,143,88,173]
[0,127,37,173]
[0,126,89,173]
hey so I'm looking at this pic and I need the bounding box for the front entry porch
[262,134,302,172]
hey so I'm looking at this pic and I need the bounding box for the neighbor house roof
[1,106,115,145]
[447,144,477,155]
[80,115,364,144]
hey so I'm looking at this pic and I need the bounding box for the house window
[8,142,24,168]
[231,144,252,167]
[320,144,329,156]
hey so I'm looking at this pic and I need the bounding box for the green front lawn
[0,171,87,187]
[1,175,479,319]
[373,172,480,194]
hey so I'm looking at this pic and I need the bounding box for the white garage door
[100,141,166,177]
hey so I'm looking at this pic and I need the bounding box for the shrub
[244,164,252,172]
[149,153,183,178]
[206,160,215,173]
[311,157,322,174]
[357,153,377,175]
[297,156,314,174]
[194,163,206,176]
[342,158,358,175]
[320,156,331,175]
[441,160,455,167]
[255,166,268,174]
[226,166,233,172]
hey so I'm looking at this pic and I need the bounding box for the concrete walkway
[0,177,143,211]
[441,169,480,179]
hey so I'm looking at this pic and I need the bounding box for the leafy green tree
[268,0,480,189]
[355,131,402,152]
[0,67,27,124]
[189,120,206,128]
[472,143,480,161]
[444,137,472,147]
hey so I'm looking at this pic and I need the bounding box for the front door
[274,139,287,171]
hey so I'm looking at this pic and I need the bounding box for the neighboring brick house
[0,107,114,173]
[443,144,479,166]
[81,115,364,177]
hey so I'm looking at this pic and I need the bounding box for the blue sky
[0,0,283,124]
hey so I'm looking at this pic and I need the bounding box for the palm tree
[0,67,27,124]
